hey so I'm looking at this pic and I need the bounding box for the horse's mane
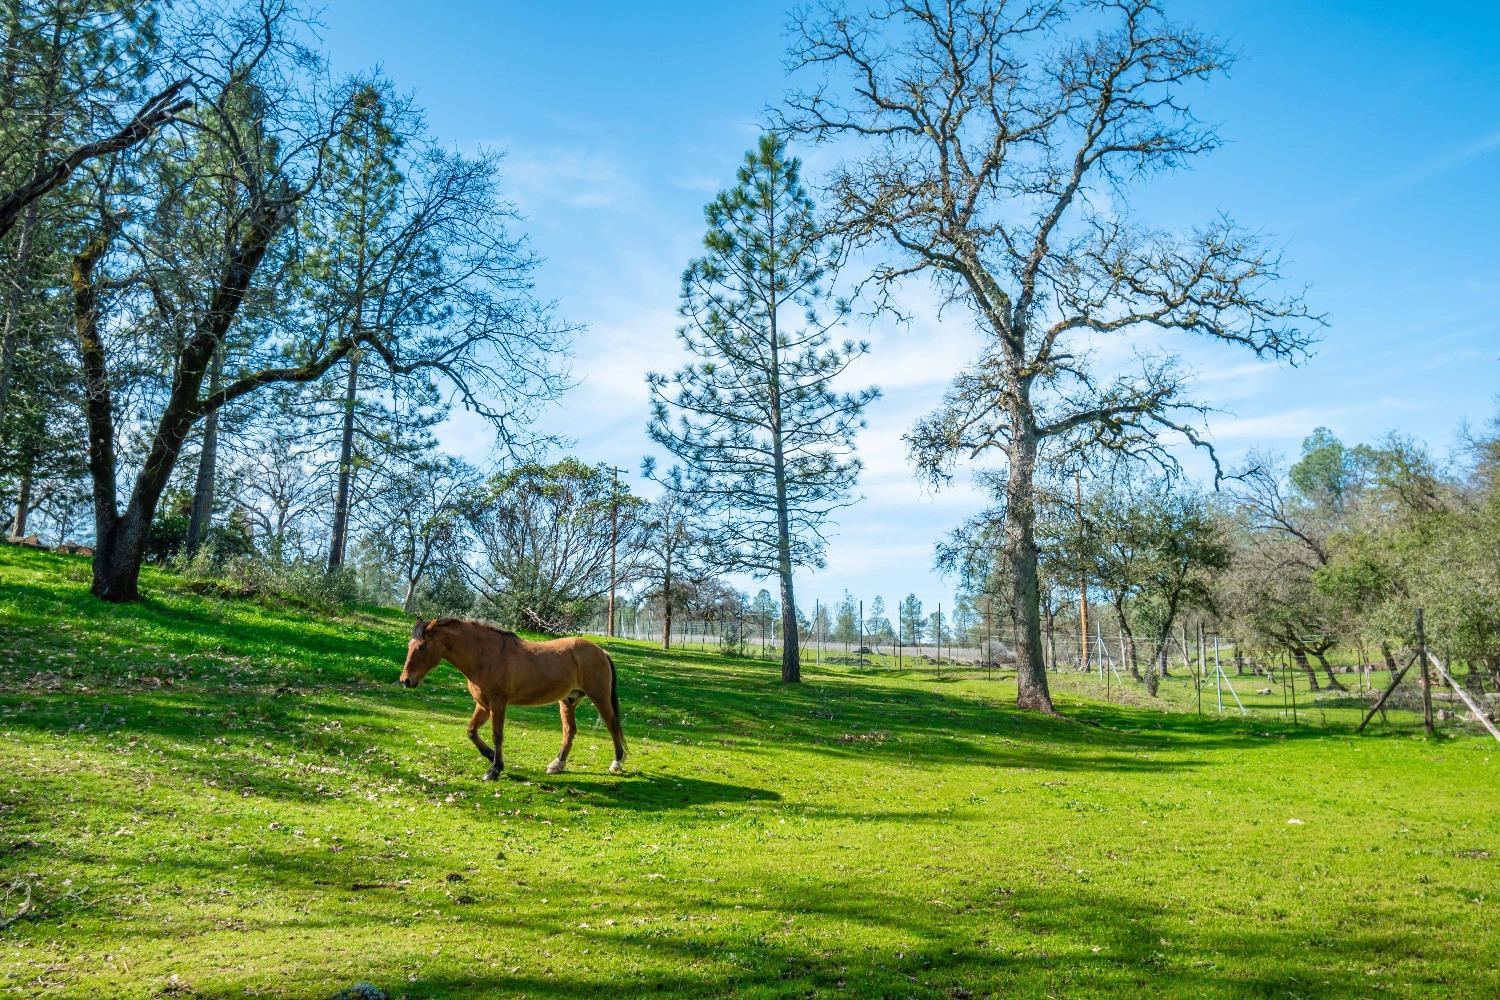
[433,618,518,641]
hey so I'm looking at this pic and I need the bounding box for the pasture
[1,545,1496,998]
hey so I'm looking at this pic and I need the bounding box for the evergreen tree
[647,134,877,683]
[899,593,925,644]
[832,589,859,644]
[295,83,442,570]
[866,595,893,641]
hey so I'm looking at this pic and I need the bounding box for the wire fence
[582,607,1500,738]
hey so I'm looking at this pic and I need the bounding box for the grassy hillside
[1,545,1496,998]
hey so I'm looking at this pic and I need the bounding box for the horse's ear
[412,618,428,640]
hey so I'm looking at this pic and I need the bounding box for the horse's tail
[607,653,624,747]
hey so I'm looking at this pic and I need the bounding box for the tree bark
[81,195,288,602]
[1006,419,1054,712]
[1312,649,1347,692]
[1114,599,1141,681]
[184,344,224,556]
[661,549,674,650]
[10,457,32,538]
[1291,647,1321,691]
[327,349,359,570]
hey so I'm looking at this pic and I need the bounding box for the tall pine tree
[647,135,877,683]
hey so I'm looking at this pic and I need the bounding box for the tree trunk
[1114,600,1141,680]
[1006,420,1054,712]
[10,457,32,537]
[1043,599,1056,673]
[1145,642,1164,696]
[78,194,287,602]
[662,552,673,650]
[327,350,359,570]
[184,343,223,556]
[763,201,800,684]
[777,562,800,682]
[1312,649,1347,691]
[1291,647,1321,691]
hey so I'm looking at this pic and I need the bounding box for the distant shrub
[177,553,362,613]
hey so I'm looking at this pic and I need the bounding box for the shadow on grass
[93,855,1481,998]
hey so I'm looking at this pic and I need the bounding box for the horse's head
[399,618,444,688]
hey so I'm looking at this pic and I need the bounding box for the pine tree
[867,595,892,642]
[647,134,877,683]
[899,594,925,645]
[833,590,859,657]
[296,83,437,571]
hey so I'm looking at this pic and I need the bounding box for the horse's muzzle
[399,677,417,688]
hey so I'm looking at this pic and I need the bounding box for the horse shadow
[516,769,781,812]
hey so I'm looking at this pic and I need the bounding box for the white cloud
[500,145,640,213]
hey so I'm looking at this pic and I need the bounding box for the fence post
[1417,608,1434,735]
[1194,622,1203,717]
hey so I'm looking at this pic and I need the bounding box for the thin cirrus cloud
[1207,398,1420,444]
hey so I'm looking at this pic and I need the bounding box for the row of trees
[11,2,1397,717]
[937,418,1500,697]
[1,0,568,602]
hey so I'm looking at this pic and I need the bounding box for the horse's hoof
[545,760,565,774]
[482,768,502,782]
[608,761,624,775]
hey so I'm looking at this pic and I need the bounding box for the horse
[398,618,626,779]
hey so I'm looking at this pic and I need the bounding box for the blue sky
[319,1,1500,614]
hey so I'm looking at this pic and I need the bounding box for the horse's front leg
[482,703,507,780]
[467,704,494,763]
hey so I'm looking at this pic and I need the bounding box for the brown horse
[398,618,626,779]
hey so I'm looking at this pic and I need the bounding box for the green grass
[1,545,1496,998]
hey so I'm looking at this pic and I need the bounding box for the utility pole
[1076,469,1088,671]
[603,464,626,637]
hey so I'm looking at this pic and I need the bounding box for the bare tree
[0,78,189,241]
[781,0,1318,711]
[363,454,477,612]
[635,467,713,649]
[0,1,183,431]
[223,426,325,562]
[1227,454,1348,690]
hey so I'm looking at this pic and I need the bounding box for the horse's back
[501,635,610,704]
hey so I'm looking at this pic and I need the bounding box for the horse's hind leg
[467,705,494,763]
[583,683,626,774]
[482,703,507,781]
[547,698,578,774]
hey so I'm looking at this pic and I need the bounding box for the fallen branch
[0,881,32,930]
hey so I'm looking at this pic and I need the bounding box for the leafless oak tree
[780,0,1319,711]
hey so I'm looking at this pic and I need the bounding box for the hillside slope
[1,545,1496,998]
